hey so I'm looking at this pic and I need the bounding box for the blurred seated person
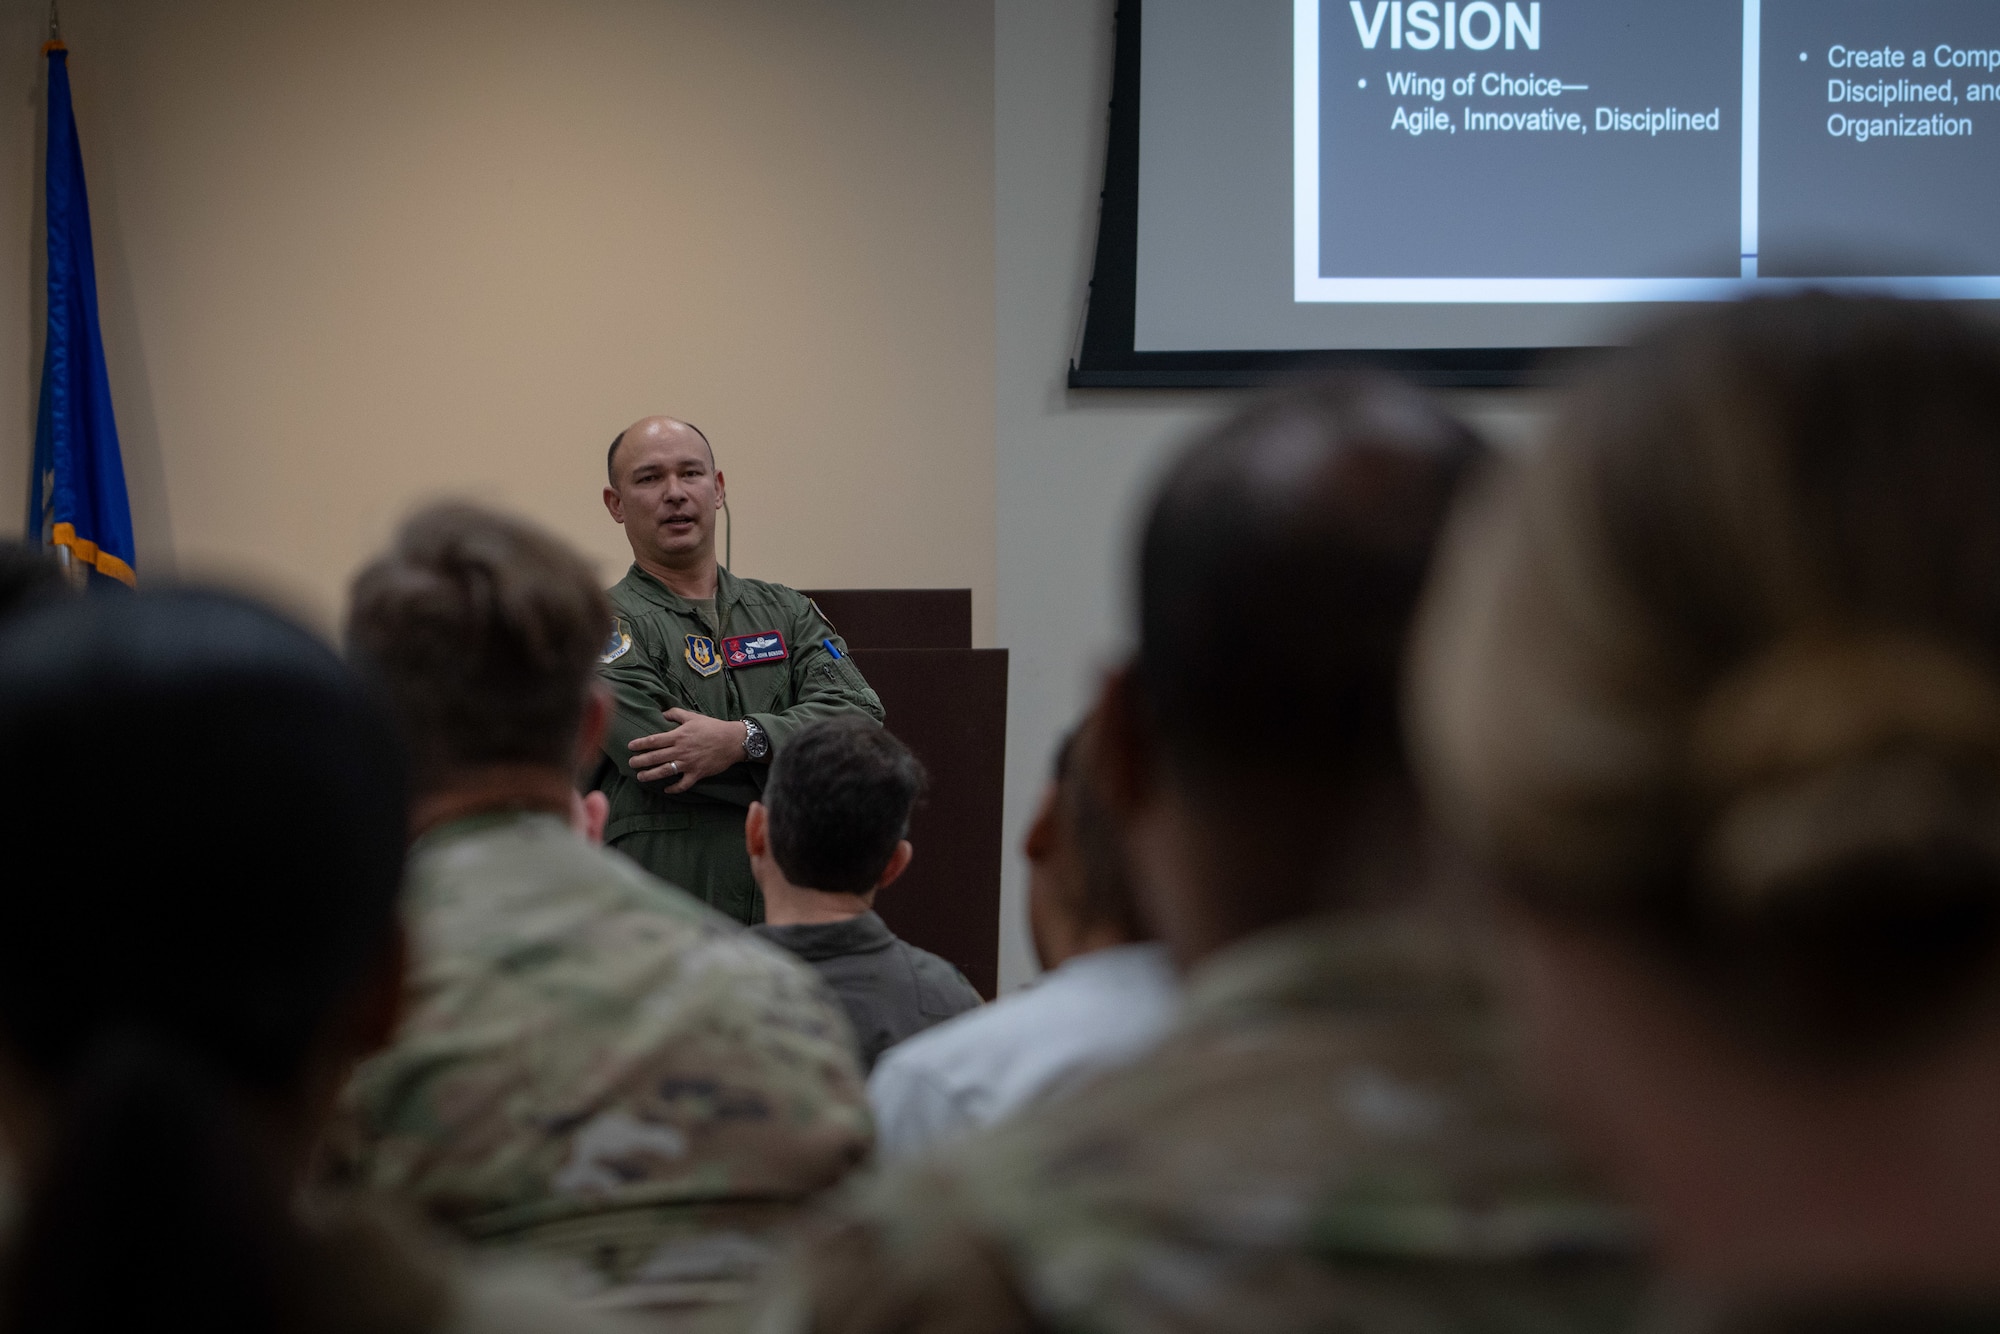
[754,376,1645,1333]
[334,503,869,1318]
[868,722,1178,1161]
[749,718,982,1072]
[0,587,628,1334]
[1416,295,2000,1330]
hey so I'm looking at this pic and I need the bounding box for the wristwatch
[741,717,772,761]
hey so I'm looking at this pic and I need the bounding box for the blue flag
[27,43,134,587]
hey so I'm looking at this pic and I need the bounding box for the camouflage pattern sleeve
[749,912,1648,1334]
[333,817,876,1303]
[750,1163,1037,1334]
[347,920,869,1223]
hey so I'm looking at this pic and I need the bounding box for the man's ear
[1022,781,1061,864]
[876,840,914,891]
[744,801,769,859]
[570,789,609,845]
[575,684,611,771]
[603,485,625,524]
[713,470,727,509]
[1091,664,1156,819]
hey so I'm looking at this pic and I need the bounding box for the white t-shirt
[866,942,1181,1161]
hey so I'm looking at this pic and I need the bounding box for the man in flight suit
[595,415,884,923]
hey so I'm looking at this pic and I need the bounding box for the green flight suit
[593,564,885,924]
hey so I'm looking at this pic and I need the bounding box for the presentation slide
[1132,0,2000,352]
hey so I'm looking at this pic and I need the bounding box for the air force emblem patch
[684,634,722,678]
[723,630,789,667]
[599,617,634,665]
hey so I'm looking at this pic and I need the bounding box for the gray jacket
[753,912,981,1071]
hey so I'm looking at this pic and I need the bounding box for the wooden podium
[800,590,1007,998]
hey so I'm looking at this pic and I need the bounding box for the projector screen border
[1068,0,1600,389]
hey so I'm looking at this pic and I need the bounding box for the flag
[27,42,135,587]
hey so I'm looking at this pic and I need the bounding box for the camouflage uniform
[754,910,1647,1334]
[273,1195,639,1334]
[596,565,884,925]
[333,811,872,1324]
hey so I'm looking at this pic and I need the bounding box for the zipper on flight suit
[714,572,743,720]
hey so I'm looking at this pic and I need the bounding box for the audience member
[0,588,624,1334]
[867,722,1178,1160]
[754,375,1643,1333]
[334,503,870,1318]
[749,717,982,1072]
[1415,295,2000,1328]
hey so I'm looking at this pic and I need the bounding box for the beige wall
[0,0,996,636]
[0,0,1554,990]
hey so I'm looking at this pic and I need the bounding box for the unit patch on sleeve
[599,617,634,665]
[684,634,723,678]
[723,630,789,667]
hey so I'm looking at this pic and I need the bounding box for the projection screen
[1072,0,2000,386]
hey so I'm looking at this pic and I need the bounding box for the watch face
[745,723,771,760]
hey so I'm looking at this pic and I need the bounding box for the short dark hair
[765,718,925,895]
[1136,373,1483,790]
[345,502,611,790]
[607,420,715,486]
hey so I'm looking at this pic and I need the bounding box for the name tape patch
[723,630,789,667]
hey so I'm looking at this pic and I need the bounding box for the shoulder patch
[684,634,723,677]
[598,617,634,665]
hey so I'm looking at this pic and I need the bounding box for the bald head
[602,415,728,578]
[607,416,714,487]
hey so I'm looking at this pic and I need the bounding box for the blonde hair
[1414,296,2000,1052]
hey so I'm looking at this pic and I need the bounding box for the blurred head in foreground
[0,589,407,1333]
[756,380,1646,1334]
[1415,296,2000,1301]
[1095,373,1484,968]
[346,502,613,841]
